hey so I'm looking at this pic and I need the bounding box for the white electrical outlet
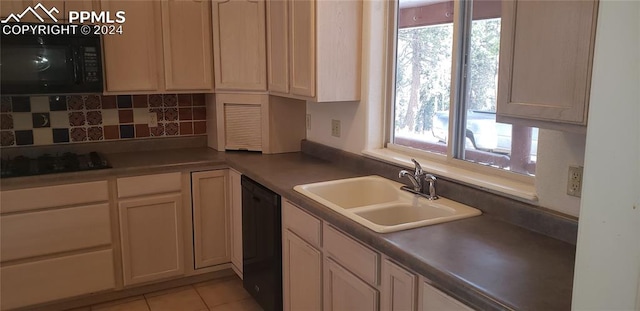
[331,119,341,137]
[148,112,158,127]
[306,114,311,130]
[567,165,584,197]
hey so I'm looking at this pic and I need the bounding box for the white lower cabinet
[283,230,322,311]
[420,280,473,311]
[228,169,243,278]
[324,258,379,311]
[281,197,474,311]
[382,259,417,311]
[191,170,230,269]
[119,193,185,286]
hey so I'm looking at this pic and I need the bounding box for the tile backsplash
[0,94,207,147]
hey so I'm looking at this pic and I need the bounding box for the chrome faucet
[398,159,439,200]
[399,159,424,192]
[423,174,439,200]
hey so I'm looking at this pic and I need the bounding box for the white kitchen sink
[294,175,481,233]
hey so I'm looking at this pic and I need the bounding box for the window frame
[382,0,536,190]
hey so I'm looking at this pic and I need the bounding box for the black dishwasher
[241,176,282,311]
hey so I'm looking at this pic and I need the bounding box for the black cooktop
[0,152,111,178]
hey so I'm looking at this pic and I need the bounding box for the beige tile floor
[72,276,262,311]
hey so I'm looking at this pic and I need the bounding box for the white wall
[306,0,587,216]
[572,0,640,308]
[536,130,586,217]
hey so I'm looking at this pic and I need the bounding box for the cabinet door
[102,0,163,92]
[497,0,598,126]
[283,230,322,311]
[289,0,316,97]
[381,259,417,311]
[229,169,243,277]
[119,193,184,286]
[161,0,214,91]
[212,0,267,91]
[266,0,290,94]
[0,0,28,19]
[192,170,230,269]
[64,0,98,21]
[419,281,472,311]
[324,258,379,311]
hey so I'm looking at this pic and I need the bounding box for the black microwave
[0,24,103,95]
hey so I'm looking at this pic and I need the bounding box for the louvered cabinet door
[215,93,268,152]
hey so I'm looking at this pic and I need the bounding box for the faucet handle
[411,158,424,176]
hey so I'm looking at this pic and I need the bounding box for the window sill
[362,148,538,202]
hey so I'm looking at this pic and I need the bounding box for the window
[391,0,537,175]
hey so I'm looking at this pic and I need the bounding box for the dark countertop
[0,148,576,310]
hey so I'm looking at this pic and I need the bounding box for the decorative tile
[87,126,103,141]
[102,96,117,109]
[12,97,31,112]
[49,111,68,128]
[86,111,103,125]
[69,111,86,126]
[193,107,206,120]
[178,94,192,107]
[67,95,84,110]
[1,114,13,129]
[70,127,87,142]
[194,121,206,134]
[33,128,53,145]
[30,96,50,112]
[135,124,150,137]
[49,96,67,111]
[149,94,163,107]
[102,109,119,126]
[165,122,179,136]
[11,113,32,130]
[52,128,69,143]
[1,131,15,146]
[1,97,11,112]
[192,94,205,106]
[118,110,134,123]
[85,95,102,110]
[117,95,132,108]
[150,123,165,137]
[15,130,34,145]
[164,107,178,121]
[179,108,192,120]
[180,122,193,135]
[150,108,163,121]
[119,124,134,138]
[163,94,177,107]
[104,125,119,140]
[133,95,148,108]
[133,108,149,124]
[32,112,51,128]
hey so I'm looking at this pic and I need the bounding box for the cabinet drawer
[1,203,112,262]
[117,172,182,198]
[0,249,116,310]
[323,224,379,285]
[283,200,321,248]
[0,181,108,213]
[421,280,473,311]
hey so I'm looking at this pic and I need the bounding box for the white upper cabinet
[212,0,268,92]
[267,0,362,102]
[497,0,599,131]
